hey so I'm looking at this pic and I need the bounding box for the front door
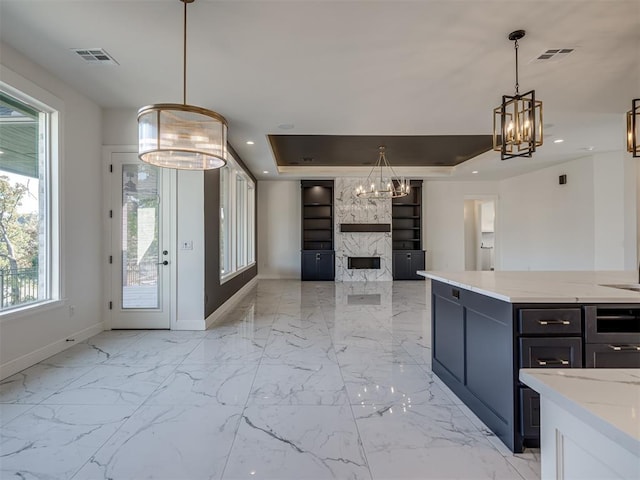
[107,151,173,329]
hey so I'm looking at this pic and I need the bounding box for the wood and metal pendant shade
[137,0,227,170]
[493,30,543,160]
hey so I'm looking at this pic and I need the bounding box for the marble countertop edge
[519,368,640,457]
[418,271,640,303]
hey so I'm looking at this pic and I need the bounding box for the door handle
[608,345,640,351]
[157,260,169,266]
[537,319,571,326]
[536,358,570,366]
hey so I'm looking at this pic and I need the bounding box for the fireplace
[348,257,381,269]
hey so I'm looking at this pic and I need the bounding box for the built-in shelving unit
[392,180,425,280]
[301,180,335,280]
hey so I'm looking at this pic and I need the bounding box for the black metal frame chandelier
[493,30,543,160]
[628,99,639,158]
[355,146,409,199]
[137,0,227,170]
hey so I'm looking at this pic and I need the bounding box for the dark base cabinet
[430,279,640,453]
[392,250,425,280]
[301,250,335,281]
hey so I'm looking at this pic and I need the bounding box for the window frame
[220,152,255,284]
[0,69,62,319]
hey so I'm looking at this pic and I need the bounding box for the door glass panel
[121,164,160,309]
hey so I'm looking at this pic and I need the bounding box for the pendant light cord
[183,0,187,105]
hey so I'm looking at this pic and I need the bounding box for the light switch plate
[181,240,193,250]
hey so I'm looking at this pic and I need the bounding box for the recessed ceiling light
[262,170,269,174]
[278,123,295,130]
[0,150,4,155]
[553,139,564,144]
[583,146,595,151]
[472,170,479,174]
[246,140,254,145]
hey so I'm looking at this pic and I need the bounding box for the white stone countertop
[418,270,640,303]
[519,369,640,456]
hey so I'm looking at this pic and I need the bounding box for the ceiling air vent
[534,48,575,62]
[71,48,119,66]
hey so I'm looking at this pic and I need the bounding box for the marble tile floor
[0,280,540,480]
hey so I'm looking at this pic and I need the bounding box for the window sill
[220,262,256,285]
[0,299,66,324]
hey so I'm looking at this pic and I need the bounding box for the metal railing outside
[0,267,38,310]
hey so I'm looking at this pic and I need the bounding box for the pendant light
[628,99,639,157]
[355,146,409,198]
[493,30,543,160]
[137,0,227,170]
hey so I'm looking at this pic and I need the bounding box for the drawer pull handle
[608,345,640,351]
[537,319,571,326]
[537,358,570,366]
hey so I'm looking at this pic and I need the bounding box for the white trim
[0,299,65,323]
[172,319,207,331]
[257,273,299,280]
[205,276,258,329]
[0,321,103,380]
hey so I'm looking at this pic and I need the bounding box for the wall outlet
[69,305,76,317]
[181,240,193,250]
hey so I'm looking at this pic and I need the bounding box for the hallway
[0,280,539,479]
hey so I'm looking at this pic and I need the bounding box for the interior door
[108,151,173,329]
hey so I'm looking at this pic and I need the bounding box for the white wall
[175,170,205,328]
[257,180,300,279]
[424,181,499,270]
[499,157,596,270]
[0,43,104,378]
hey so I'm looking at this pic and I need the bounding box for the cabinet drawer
[585,343,640,368]
[519,387,540,440]
[518,308,581,335]
[519,337,583,368]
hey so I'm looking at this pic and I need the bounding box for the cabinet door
[392,252,410,279]
[585,344,640,368]
[316,252,335,281]
[301,251,318,281]
[433,291,465,382]
[409,251,425,280]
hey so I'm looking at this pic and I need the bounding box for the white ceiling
[1,0,638,181]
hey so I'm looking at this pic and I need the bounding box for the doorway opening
[464,197,497,271]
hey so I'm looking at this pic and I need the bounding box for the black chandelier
[493,30,543,160]
[628,99,639,158]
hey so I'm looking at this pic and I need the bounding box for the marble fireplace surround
[334,178,392,281]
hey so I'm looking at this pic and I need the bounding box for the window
[0,88,58,312]
[220,153,255,281]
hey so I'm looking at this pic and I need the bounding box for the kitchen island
[418,270,640,453]
[520,368,640,480]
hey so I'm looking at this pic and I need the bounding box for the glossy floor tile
[0,280,540,479]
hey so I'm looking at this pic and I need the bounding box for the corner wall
[0,43,104,378]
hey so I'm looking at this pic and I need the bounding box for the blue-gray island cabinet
[422,271,640,453]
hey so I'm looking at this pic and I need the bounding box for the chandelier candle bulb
[354,146,409,199]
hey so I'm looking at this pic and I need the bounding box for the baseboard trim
[205,276,258,329]
[0,322,104,380]
[257,273,299,280]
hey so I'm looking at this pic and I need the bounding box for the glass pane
[220,167,231,275]
[247,183,255,264]
[236,175,246,269]
[0,92,47,311]
[121,164,160,309]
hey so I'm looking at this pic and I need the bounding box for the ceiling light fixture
[355,146,409,199]
[493,30,543,160]
[137,0,227,170]
[246,141,255,145]
[262,170,269,174]
[627,99,639,157]
[553,139,564,144]
[472,170,479,174]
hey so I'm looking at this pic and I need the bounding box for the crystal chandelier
[628,99,639,158]
[493,30,543,160]
[137,0,227,170]
[355,146,409,198]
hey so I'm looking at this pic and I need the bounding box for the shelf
[304,203,332,207]
[393,216,420,219]
[393,227,421,230]
[304,216,332,219]
[304,228,333,231]
[393,203,420,206]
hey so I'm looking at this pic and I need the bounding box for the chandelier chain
[183,0,187,105]
[514,38,519,95]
